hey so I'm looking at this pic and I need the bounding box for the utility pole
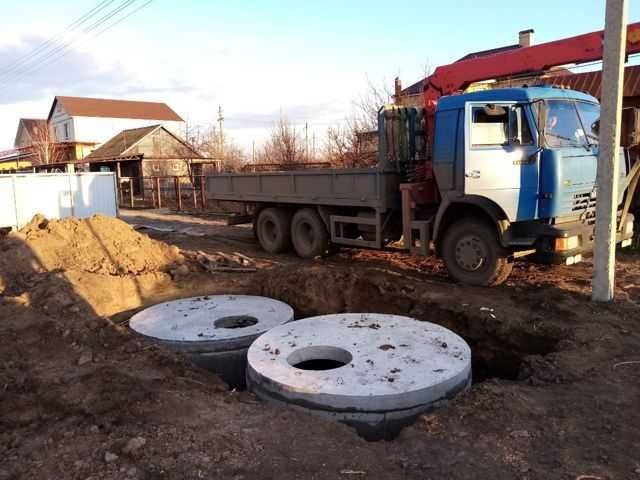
[312,132,316,160]
[252,141,256,163]
[217,106,225,159]
[592,0,629,302]
[304,122,309,160]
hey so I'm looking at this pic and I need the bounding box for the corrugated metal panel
[547,65,640,98]
[0,172,117,229]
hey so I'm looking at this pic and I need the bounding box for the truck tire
[256,208,292,253]
[441,219,512,286]
[291,208,329,258]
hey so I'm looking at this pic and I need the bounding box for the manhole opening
[214,315,258,329]
[288,346,353,371]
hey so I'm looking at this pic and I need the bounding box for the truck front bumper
[533,214,635,265]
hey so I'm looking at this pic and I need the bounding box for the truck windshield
[575,101,600,145]
[542,99,600,148]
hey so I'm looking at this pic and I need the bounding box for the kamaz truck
[207,24,640,286]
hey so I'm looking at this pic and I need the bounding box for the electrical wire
[0,0,154,91]
[0,0,118,79]
[18,0,155,81]
[0,0,138,84]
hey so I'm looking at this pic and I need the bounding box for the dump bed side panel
[207,168,401,210]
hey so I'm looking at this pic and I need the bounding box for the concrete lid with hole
[247,313,471,412]
[129,295,294,353]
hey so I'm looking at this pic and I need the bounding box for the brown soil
[1,211,640,480]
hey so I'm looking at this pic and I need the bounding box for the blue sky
[0,0,639,150]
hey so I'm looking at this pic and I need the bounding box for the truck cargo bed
[206,168,401,211]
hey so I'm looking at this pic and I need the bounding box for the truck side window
[471,105,509,146]
[509,104,533,145]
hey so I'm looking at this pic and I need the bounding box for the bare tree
[325,122,376,168]
[260,114,307,166]
[186,122,246,174]
[219,142,245,172]
[351,78,394,132]
[30,124,64,166]
[324,79,393,168]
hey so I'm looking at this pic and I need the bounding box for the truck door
[464,102,538,221]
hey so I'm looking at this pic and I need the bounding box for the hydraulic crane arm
[423,22,640,111]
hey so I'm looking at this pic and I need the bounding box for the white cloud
[0,27,369,151]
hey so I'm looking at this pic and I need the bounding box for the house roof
[456,44,522,63]
[400,44,523,97]
[20,118,47,135]
[48,96,184,122]
[14,118,47,146]
[545,64,640,99]
[84,124,201,162]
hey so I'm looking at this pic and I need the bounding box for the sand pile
[17,214,184,275]
[0,214,192,317]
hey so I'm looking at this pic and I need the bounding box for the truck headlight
[555,235,579,251]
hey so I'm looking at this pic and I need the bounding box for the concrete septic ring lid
[129,295,294,353]
[247,313,471,413]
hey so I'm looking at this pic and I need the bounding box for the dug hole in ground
[1,211,639,480]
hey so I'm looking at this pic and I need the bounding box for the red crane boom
[423,22,640,112]
[410,22,640,190]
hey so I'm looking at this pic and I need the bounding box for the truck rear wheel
[291,208,329,258]
[256,208,292,253]
[441,219,512,286]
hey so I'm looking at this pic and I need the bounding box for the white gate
[0,172,118,229]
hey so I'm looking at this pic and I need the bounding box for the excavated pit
[256,268,562,385]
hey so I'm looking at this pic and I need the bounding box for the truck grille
[572,192,596,225]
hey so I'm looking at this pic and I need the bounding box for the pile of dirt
[17,213,185,275]
[0,214,208,318]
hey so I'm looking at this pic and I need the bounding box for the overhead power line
[0,0,138,83]
[0,0,155,91]
[0,0,118,78]
[17,0,156,82]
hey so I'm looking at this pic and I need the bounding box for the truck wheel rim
[455,235,487,272]
[264,220,277,242]
[298,222,314,246]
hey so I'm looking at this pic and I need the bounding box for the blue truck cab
[421,86,636,284]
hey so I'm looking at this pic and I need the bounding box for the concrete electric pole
[592,0,629,302]
[217,106,225,159]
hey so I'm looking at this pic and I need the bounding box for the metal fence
[0,172,118,229]
[118,175,207,211]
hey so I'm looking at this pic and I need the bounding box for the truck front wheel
[256,208,292,253]
[441,219,512,286]
[291,208,329,258]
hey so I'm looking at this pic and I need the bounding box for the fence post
[129,178,134,208]
[175,177,182,211]
[156,177,162,209]
[192,180,197,209]
[200,175,206,210]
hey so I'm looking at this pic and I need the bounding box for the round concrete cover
[129,295,294,353]
[247,313,471,412]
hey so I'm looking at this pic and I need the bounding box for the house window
[63,123,69,140]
